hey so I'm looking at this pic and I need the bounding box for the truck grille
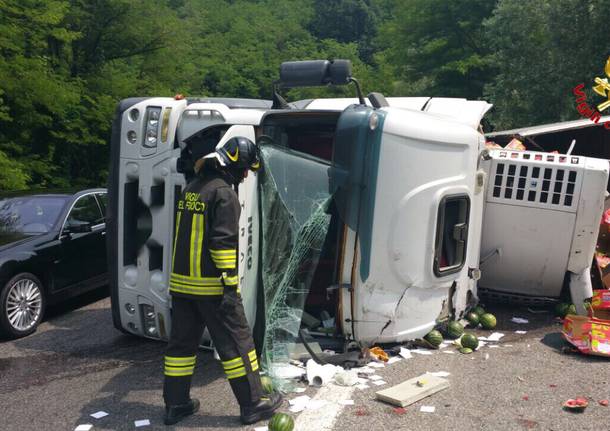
[488,152,581,210]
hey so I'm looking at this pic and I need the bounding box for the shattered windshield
[258,144,333,387]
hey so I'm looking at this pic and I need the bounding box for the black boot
[240,392,283,425]
[164,398,200,426]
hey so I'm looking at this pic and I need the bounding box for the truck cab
[106,60,491,352]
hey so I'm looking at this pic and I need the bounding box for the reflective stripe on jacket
[170,173,240,297]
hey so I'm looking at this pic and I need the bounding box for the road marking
[293,384,356,431]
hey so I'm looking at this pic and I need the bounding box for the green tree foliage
[377,0,498,98]
[483,0,610,129]
[2,0,610,191]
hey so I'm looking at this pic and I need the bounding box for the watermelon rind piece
[446,321,465,339]
[459,347,473,354]
[466,312,480,327]
[473,305,486,315]
[424,330,444,347]
[269,412,295,431]
[461,333,479,350]
[479,313,497,330]
[261,375,274,394]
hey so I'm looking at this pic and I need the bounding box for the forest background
[1,0,609,190]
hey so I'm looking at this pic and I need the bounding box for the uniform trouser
[163,289,263,407]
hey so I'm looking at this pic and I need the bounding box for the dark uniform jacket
[170,172,240,297]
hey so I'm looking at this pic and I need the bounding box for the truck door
[330,103,487,344]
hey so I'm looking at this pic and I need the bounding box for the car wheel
[0,273,46,339]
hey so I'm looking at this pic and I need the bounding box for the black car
[0,189,108,338]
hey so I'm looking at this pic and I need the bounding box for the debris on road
[420,405,436,413]
[392,407,407,415]
[479,313,497,329]
[134,419,151,427]
[511,317,529,324]
[369,347,389,362]
[563,398,588,413]
[479,332,504,342]
[74,425,93,431]
[599,399,609,406]
[90,411,109,419]
[399,347,412,359]
[268,412,294,431]
[375,373,449,407]
[306,360,341,387]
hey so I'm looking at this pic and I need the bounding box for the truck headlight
[143,107,162,148]
[140,304,158,337]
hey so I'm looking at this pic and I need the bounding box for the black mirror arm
[349,78,366,106]
[271,83,290,109]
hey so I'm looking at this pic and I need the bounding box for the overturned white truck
[106,61,607,357]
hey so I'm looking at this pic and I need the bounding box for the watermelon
[269,412,294,431]
[555,303,570,318]
[479,313,497,329]
[446,321,464,339]
[261,375,274,394]
[567,304,577,315]
[466,312,480,327]
[459,347,473,354]
[473,305,486,315]
[424,330,443,347]
[461,333,479,350]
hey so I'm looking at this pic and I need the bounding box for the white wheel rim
[6,278,42,331]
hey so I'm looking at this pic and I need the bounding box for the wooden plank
[375,374,450,407]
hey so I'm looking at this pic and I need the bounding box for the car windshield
[0,196,68,235]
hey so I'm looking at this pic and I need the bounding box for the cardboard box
[563,314,610,357]
[592,289,610,310]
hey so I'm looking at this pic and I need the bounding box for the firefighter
[162,136,282,426]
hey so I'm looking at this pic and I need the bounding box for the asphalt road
[1,292,609,431]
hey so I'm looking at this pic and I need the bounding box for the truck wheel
[0,273,45,339]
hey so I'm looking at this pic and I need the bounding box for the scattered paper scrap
[369,362,385,368]
[90,411,109,419]
[289,395,311,406]
[254,426,269,431]
[487,332,505,341]
[355,383,370,390]
[372,380,387,386]
[489,345,500,349]
[339,400,355,405]
[426,371,450,378]
[516,330,527,334]
[411,349,433,355]
[442,350,455,354]
[74,425,93,431]
[420,406,436,413]
[511,317,529,324]
[293,387,307,393]
[369,375,383,381]
[387,356,402,364]
[358,366,376,374]
[134,419,150,427]
[399,347,412,359]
